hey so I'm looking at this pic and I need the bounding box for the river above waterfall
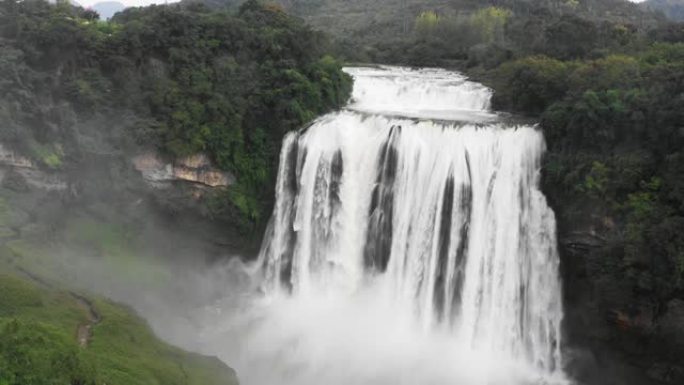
[344,66,497,122]
[188,66,568,385]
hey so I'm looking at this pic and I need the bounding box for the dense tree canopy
[0,0,352,231]
[489,43,684,306]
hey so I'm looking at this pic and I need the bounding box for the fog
[54,249,562,385]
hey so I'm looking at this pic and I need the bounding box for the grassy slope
[0,258,237,385]
[0,194,238,385]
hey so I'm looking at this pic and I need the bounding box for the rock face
[133,152,235,189]
[0,143,235,197]
[0,143,33,168]
[0,143,67,191]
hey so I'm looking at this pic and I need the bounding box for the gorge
[184,66,569,385]
[2,2,683,384]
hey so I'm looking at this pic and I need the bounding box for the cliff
[545,165,684,385]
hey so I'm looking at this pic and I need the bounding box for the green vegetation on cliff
[0,268,237,385]
[0,0,352,232]
[193,0,665,66]
[489,42,684,306]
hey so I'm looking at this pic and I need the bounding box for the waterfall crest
[254,66,566,385]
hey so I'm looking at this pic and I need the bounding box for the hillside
[190,0,664,46]
[186,0,667,69]
[0,238,238,385]
[642,0,684,21]
[0,0,351,241]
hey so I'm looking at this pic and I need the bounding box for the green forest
[0,0,351,231]
[1,0,684,384]
[491,43,684,299]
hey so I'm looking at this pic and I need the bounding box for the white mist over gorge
[153,66,569,385]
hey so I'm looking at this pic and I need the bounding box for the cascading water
[214,66,567,385]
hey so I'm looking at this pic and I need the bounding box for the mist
[55,249,562,385]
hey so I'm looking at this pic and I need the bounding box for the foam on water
[199,66,568,385]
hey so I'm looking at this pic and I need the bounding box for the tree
[544,14,598,59]
[470,6,511,44]
[415,11,439,36]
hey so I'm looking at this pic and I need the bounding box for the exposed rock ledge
[132,152,235,189]
[0,143,34,168]
[0,144,67,191]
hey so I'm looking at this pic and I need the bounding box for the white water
[201,66,567,385]
[345,66,497,122]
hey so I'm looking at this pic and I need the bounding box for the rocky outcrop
[132,152,235,189]
[130,152,253,250]
[0,143,67,191]
[0,143,34,168]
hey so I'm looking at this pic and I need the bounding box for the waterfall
[249,66,566,385]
